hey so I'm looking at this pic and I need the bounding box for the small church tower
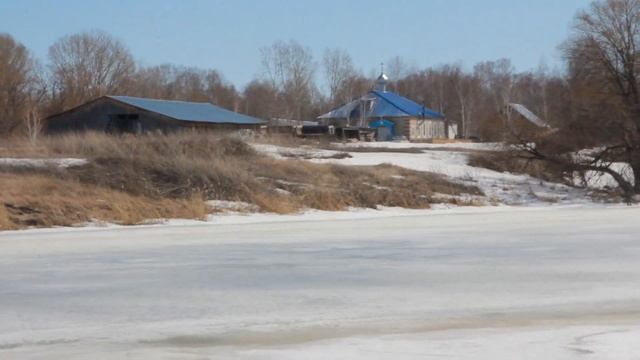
[375,63,389,92]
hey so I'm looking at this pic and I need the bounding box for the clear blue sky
[1,0,592,89]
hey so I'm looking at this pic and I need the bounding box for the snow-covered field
[1,142,638,358]
[332,141,503,151]
[1,206,640,359]
[254,142,589,206]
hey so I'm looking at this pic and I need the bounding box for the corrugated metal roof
[108,96,265,125]
[507,103,548,128]
[318,90,444,120]
[373,90,444,119]
[317,98,361,119]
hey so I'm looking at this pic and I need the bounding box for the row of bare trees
[2,28,572,141]
[390,59,573,140]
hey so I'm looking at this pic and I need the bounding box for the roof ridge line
[107,95,213,106]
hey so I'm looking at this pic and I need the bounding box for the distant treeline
[0,0,636,144]
[0,30,566,140]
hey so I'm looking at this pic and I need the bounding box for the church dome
[376,67,389,91]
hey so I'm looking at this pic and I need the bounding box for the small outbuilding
[503,103,554,137]
[318,70,448,142]
[505,103,550,129]
[45,96,265,134]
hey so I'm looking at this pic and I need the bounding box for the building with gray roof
[45,96,265,134]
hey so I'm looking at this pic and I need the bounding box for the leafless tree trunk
[450,65,480,138]
[24,100,41,146]
[536,61,550,123]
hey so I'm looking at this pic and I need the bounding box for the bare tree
[48,30,135,111]
[517,0,640,200]
[129,64,239,111]
[450,65,481,138]
[386,56,411,93]
[536,60,550,122]
[260,40,317,119]
[323,48,356,105]
[0,33,38,136]
[203,70,238,111]
[474,59,515,139]
[241,80,279,119]
[474,59,515,112]
[130,64,176,99]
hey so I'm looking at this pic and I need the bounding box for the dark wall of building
[45,98,177,134]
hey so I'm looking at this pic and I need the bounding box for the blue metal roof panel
[108,96,265,125]
[318,91,444,120]
[371,90,444,119]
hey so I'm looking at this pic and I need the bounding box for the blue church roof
[109,96,265,125]
[318,90,444,120]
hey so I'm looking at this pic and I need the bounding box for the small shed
[506,103,550,128]
[369,119,395,141]
[503,103,555,138]
[45,96,265,134]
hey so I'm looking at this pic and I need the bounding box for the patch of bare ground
[1,132,482,229]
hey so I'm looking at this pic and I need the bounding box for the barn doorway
[107,114,142,134]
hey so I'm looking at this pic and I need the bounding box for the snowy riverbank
[1,206,640,359]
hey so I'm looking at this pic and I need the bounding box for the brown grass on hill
[1,132,483,229]
[0,174,208,230]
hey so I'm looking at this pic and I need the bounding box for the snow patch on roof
[508,103,549,128]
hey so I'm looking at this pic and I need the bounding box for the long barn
[45,96,265,134]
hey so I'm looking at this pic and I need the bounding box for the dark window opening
[107,114,141,134]
[117,114,139,120]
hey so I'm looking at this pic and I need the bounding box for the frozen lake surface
[1,206,640,359]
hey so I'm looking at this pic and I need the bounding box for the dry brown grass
[0,174,208,230]
[1,132,483,230]
[467,150,567,184]
[252,133,334,148]
[0,204,12,230]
